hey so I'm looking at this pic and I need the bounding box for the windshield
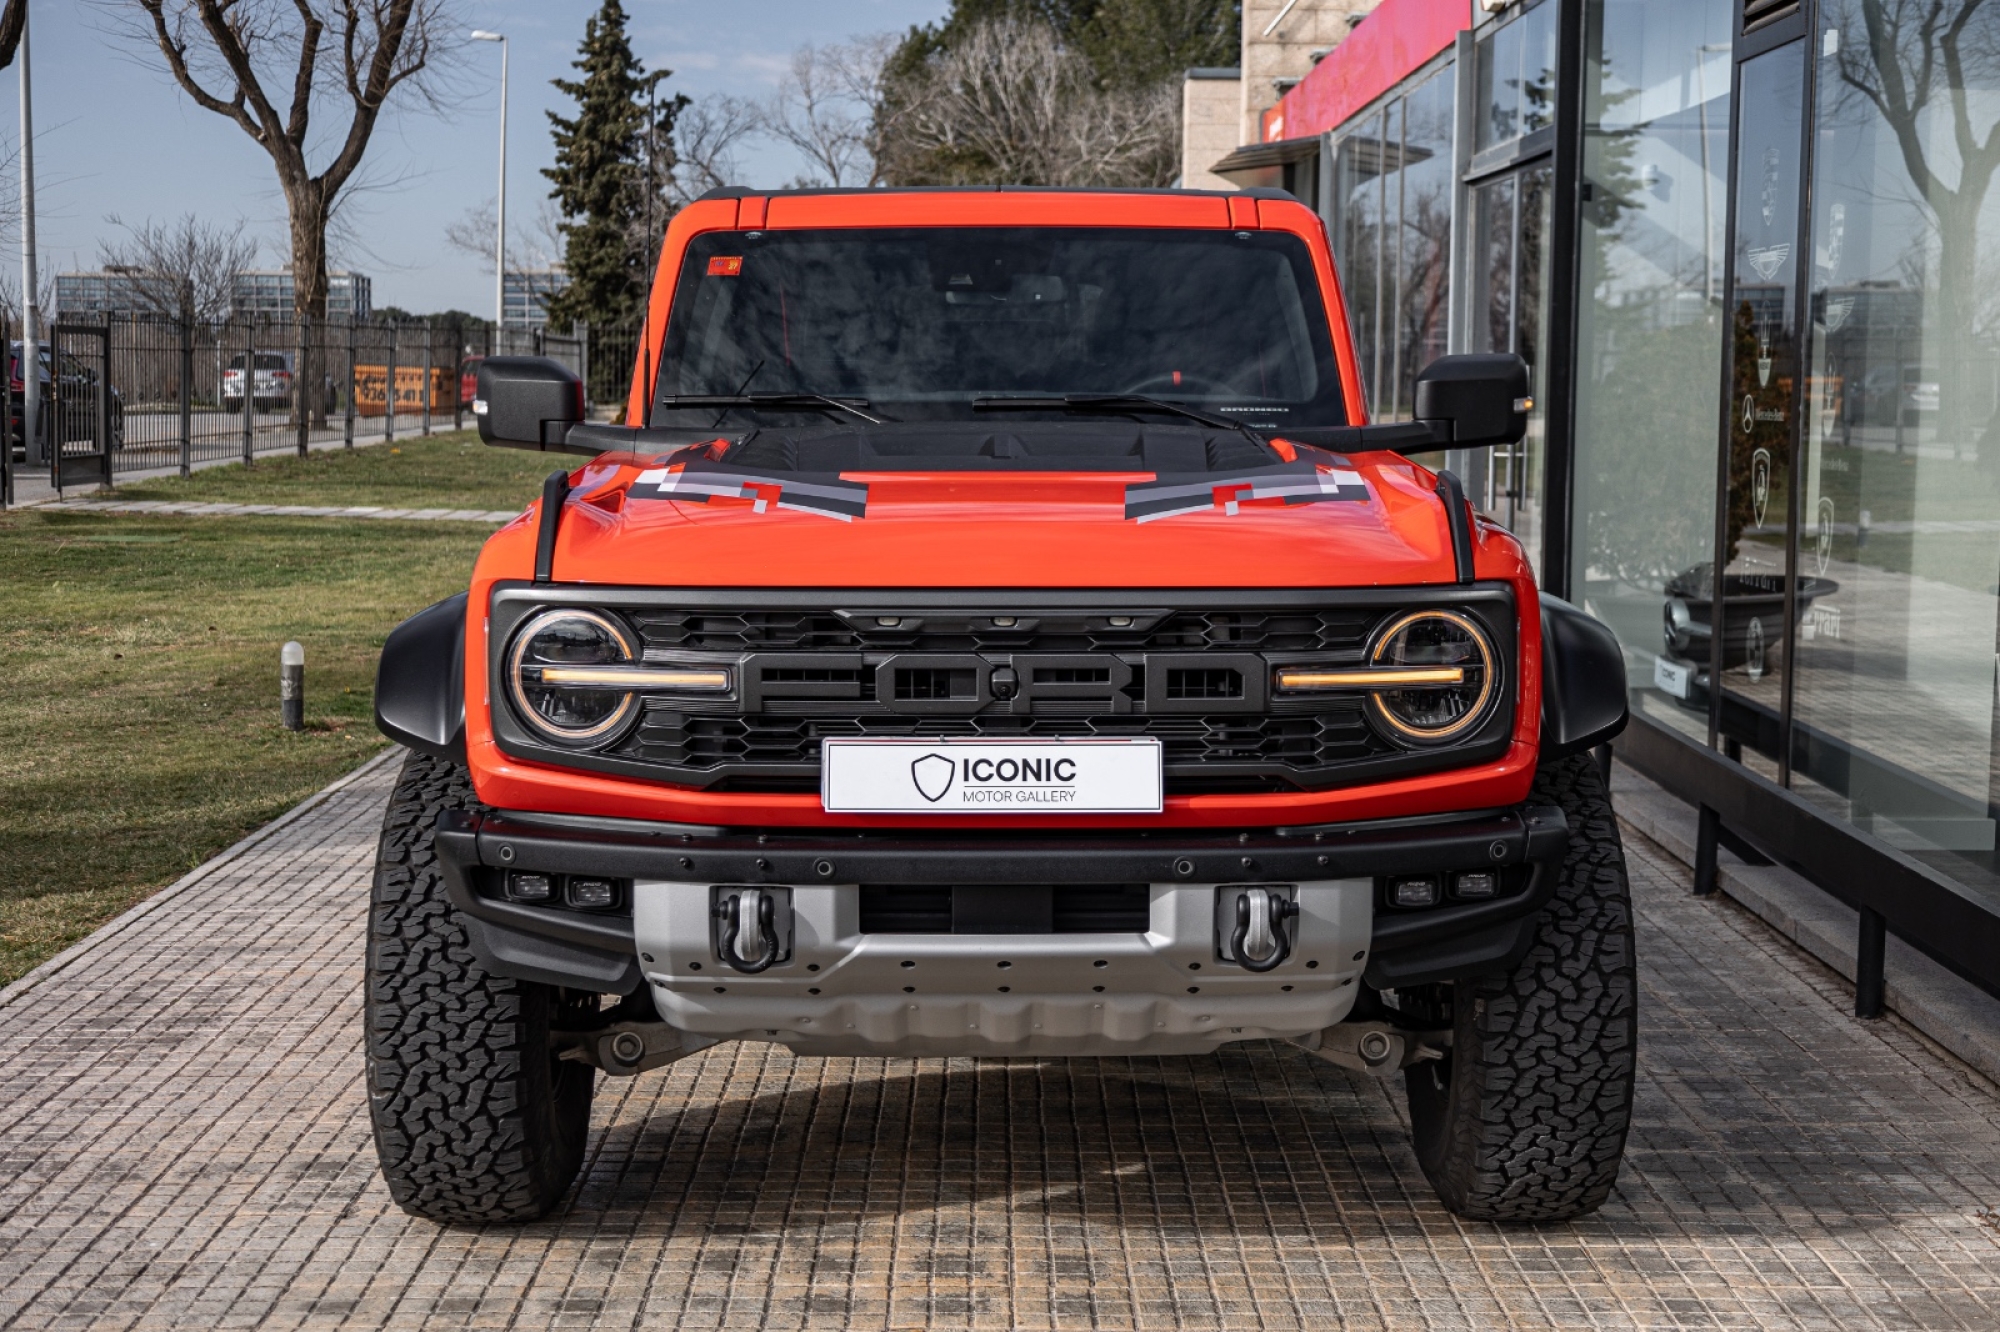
[653,226,1346,430]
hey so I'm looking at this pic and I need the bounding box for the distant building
[504,268,569,328]
[54,268,182,317]
[230,269,374,321]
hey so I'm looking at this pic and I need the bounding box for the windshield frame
[649,224,1350,433]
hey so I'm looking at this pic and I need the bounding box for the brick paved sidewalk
[2,752,1998,1330]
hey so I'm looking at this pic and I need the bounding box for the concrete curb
[0,745,407,1013]
[1612,760,2000,1088]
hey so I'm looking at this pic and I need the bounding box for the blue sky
[22,1,947,314]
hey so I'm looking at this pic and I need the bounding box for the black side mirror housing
[474,357,585,451]
[1410,353,1530,447]
[1324,353,1531,454]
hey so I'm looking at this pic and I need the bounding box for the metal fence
[0,312,643,505]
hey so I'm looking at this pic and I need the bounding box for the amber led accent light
[1275,666,1467,690]
[526,665,731,691]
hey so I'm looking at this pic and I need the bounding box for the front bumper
[431,805,1568,1053]
[434,792,1560,980]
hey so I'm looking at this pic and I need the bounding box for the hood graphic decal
[1124,461,1369,523]
[630,458,869,522]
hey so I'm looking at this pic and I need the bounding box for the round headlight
[507,609,640,746]
[1367,610,1498,746]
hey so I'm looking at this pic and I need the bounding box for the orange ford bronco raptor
[368,187,1631,1226]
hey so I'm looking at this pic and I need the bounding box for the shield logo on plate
[911,753,955,802]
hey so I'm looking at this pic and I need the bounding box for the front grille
[614,704,1389,777]
[1165,667,1242,700]
[859,884,1151,934]
[490,588,1517,795]
[896,667,976,700]
[630,608,1376,655]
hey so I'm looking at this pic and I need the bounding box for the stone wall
[1180,69,1244,189]
[1238,0,1383,145]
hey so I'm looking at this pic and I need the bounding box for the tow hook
[1220,885,1300,971]
[553,1021,707,1076]
[1295,1021,1451,1075]
[711,885,792,973]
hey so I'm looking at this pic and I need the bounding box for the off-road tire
[365,750,596,1224]
[1404,751,1637,1222]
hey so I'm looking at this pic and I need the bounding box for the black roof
[692,184,1301,204]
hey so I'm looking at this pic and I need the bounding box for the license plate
[821,738,1164,814]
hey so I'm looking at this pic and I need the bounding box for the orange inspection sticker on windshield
[707,256,743,276]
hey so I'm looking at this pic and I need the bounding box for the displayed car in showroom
[368,187,1631,1227]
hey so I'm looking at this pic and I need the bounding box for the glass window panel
[1520,0,1558,138]
[1471,174,1517,361]
[1507,162,1554,575]
[1718,42,1807,782]
[1465,164,1551,578]
[1396,68,1456,418]
[1475,13,1526,152]
[1569,0,1734,745]
[1792,1,2000,909]
[1385,97,1408,419]
[1467,174,1517,558]
[1335,114,1386,415]
[1475,0,1557,152]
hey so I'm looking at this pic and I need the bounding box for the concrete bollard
[281,641,305,731]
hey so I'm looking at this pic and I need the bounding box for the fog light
[506,872,553,902]
[1452,871,1498,900]
[567,877,618,909]
[1390,876,1441,909]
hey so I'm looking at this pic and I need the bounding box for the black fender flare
[1539,593,1628,759]
[374,592,467,764]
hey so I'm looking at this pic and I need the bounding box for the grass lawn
[109,429,564,513]
[0,508,495,985]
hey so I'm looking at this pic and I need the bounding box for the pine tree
[544,1,687,330]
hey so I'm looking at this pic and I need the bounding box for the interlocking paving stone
[2,750,1998,1330]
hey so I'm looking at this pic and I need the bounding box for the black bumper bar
[433,806,1570,994]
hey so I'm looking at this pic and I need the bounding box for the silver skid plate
[632,879,1373,1057]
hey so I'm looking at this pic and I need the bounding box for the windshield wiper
[658,393,887,425]
[972,393,1269,451]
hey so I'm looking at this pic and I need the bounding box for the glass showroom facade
[1261,0,2000,984]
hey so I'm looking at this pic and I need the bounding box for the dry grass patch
[0,509,491,984]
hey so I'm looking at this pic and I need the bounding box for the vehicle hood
[523,447,1492,589]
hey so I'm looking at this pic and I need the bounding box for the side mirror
[474,356,584,450]
[1410,353,1530,448]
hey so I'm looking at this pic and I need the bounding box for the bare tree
[443,196,564,273]
[673,93,763,200]
[121,0,456,322]
[1829,0,2000,447]
[0,0,22,70]
[94,213,258,324]
[765,37,895,188]
[0,263,56,327]
[882,18,1178,188]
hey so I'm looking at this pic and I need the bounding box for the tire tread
[365,750,592,1224]
[1407,751,1638,1222]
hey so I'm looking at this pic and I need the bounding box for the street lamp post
[18,2,38,472]
[471,30,507,332]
